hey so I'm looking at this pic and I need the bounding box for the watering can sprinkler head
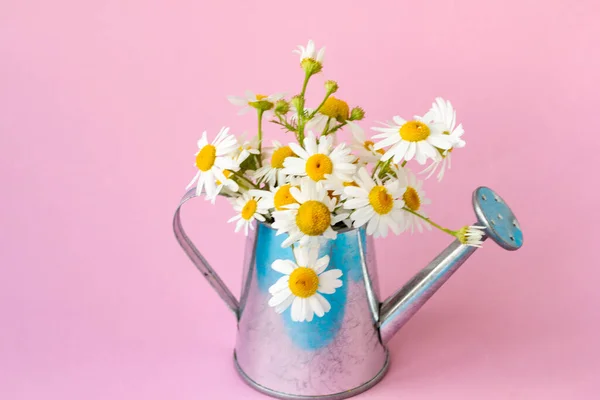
[378,186,523,344]
[472,186,523,251]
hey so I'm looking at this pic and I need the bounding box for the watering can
[173,186,523,399]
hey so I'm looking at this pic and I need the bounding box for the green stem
[378,159,393,178]
[325,121,347,135]
[297,71,311,145]
[232,170,259,189]
[322,117,331,135]
[300,71,310,99]
[402,207,457,237]
[309,92,332,119]
[372,158,391,179]
[257,110,264,167]
[275,114,296,132]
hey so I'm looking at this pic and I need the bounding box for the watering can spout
[378,187,523,344]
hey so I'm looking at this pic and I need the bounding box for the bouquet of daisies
[186,40,484,249]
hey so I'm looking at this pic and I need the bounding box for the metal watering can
[173,186,523,399]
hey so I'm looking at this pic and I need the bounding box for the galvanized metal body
[234,223,388,398]
[172,186,523,399]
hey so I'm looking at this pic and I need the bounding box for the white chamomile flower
[227,91,286,116]
[420,97,466,181]
[282,132,356,184]
[249,183,299,212]
[227,192,269,236]
[272,179,347,248]
[236,134,260,164]
[308,96,349,129]
[457,225,486,248]
[343,167,406,238]
[420,149,453,182]
[293,39,325,65]
[306,97,364,137]
[268,244,342,322]
[372,112,454,165]
[323,174,358,202]
[253,141,296,187]
[211,169,239,203]
[186,127,240,200]
[396,167,432,233]
[350,124,385,164]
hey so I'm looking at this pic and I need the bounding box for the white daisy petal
[272,259,297,274]
[314,255,330,274]
[269,276,291,294]
[309,295,325,317]
[275,294,295,314]
[268,289,293,307]
[315,293,331,313]
[291,296,303,322]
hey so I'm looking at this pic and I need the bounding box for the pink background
[1,1,599,399]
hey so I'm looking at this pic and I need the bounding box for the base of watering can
[233,351,390,400]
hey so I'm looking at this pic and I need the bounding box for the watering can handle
[173,188,240,317]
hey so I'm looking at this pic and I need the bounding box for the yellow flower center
[195,144,217,172]
[273,184,297,210]
[305,154,333,181]
[241,199,257,220]
[368,186,394,215]
[288,267,319,298]
[364,140,385,155]
[403,186,421,211]
[296,200,331,236]
[255,94,267,100]
[399,121,431,142]
[319,96,350,122]
[343,181,359,187]
[271,146,295,169]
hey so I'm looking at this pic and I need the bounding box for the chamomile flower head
[227,192,270,236]
[396,167,432,233]
[254,141,297,187]
[249,183,299,212]
[283,132,356,184]
[268,244,342,322]
[316,96,350,123]
[271,178,347,248]
[419,97,466,181]
[294,40,325,75]
[425,97,466,149]
[186,127,240,201]
[420,151,453,182]
[235,134,260,165]
[227,91,286,116]
[211,169,239,203]
[343,167,406,238]
[350,124,385,165]
[323,174,359,202]
[307,97,365,137]
[372,113,454,165]
[457,225,486,248]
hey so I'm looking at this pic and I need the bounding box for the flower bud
[350,106,365,121]
[324,80,338,94]
[274,99,290,114]
[290,95,304,112]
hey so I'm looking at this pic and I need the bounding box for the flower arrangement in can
[184,40,484,322]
